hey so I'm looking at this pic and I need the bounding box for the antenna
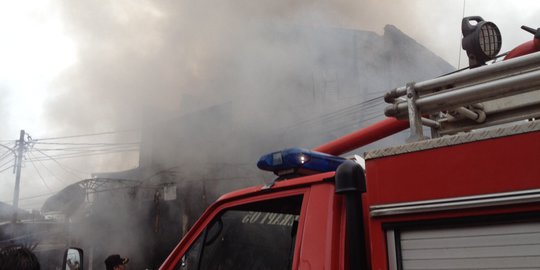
[457,0,467,69]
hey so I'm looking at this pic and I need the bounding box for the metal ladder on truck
[383,51,540,142]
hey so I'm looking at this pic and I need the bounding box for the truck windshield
[178,195,302,270]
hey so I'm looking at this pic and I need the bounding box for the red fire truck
[150,17,540,270]
[62,17,540,270]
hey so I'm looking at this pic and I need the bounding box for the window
[178,196,302,270]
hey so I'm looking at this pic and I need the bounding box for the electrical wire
[33,141,140,146]
[29,139,140,163]
[318,105,383,130]
[308,96,383,123]
[0,165,14,174]
[458,0,467,69]
[33,129,140,141]
[15,191,59,201]
[323,113,385,135]
[300,101,383,129]
[33,143,139,152]
[274,97,386,140]
[0,190,61,205]
[0,149,14,161]
[34,146,139,153]
[28,152,67,185]
[0,157,15,172]
[275,95,384,134]
[0,131,140,208]
[0,143,16,158]
[30,148,139,161]
[32,149,88,179]
[0,154,14,164]
[27,157,52,192]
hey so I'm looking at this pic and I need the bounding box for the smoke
[47,0,411,129]
[0,0,536,268]
[45,0,428,171]
[29,0,459,268]
[1,0,539,268]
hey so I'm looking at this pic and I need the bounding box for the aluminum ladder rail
[384,51,540,140]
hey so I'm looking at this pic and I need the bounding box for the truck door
[162,188,307,270]
[161,180,344,270]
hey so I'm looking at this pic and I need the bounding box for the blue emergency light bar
[257,147,346,176]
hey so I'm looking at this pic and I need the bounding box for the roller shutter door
[394,221,540,270]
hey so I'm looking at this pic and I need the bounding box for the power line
[33,146,139,155]
[33,129,140,141]
[0,157,15,171]
[30,148,139,161]
[0,165,14,174]
[275,95,384,133]
[0,143,16,162]
[32,149,88,180]
[0,142,15,151]
[271,96,385,141]
[29,152,68,184]
[33,141,140,146]
[33,143,139,152]
[0,190,62,206]
[313,103,383,130]
[0,153,14,163]
[0,149,14,161]
[28,152,66,185]
[458,0,467,69]
[324,113,385,135]
[27,157,52,192]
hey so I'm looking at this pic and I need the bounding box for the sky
[0,0,539,210]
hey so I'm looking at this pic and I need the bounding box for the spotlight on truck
[462,16,502,67]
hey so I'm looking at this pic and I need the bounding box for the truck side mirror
[63,247,83,270]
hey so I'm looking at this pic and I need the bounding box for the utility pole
[12,129,25,224]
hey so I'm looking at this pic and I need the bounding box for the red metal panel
[365,216,388,270]
[366,130,540,205]
[365,130,540,270]
[298,182,344,270]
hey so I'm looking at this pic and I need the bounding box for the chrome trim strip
[386,230,398,270]
[370,188,540,217]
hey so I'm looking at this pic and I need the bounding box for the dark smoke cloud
[44,0,456,202]
[47,0,409,130]
[37,1,459,268]
[43,2,384,267]
[28,0,539,151]
[1,1,537,268]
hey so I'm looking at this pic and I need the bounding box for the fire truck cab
[156,17,540,270]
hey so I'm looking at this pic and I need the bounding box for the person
[104,254,129,270]
[66,258,80,270]
[0,245,40,270]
